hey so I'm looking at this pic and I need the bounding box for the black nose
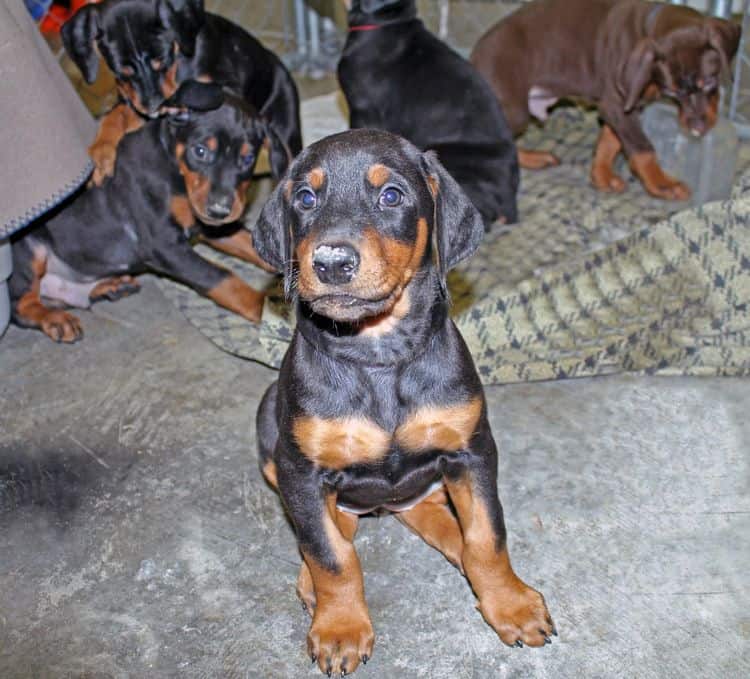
[206,196,233,220]
[312,243,360,285]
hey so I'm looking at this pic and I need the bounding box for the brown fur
[206,274,264,323]
[445,474,554,647]
[303,494,374,676]
[292,416,391,469]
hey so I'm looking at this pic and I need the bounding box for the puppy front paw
[629,152,691,201]
[479,582,556,648]
[41,310,83,343]
[88,141,117,186]
[307,608,374,676]
[591,165,626,193]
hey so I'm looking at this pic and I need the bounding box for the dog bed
[155,93,750,384]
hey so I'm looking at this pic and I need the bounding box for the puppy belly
[528,86,558,121]
[40,273,97,309]
[336,479,444,515]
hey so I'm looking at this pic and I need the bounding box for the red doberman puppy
[253,129,554,676]
[472,0,741,200]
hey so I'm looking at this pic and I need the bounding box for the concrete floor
[1,275,749,678]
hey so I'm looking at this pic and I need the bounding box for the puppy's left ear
[420,151,484,294]
[251,172,294,291]
[620,38,660,112]
[158,0,205,57]
[705,18,742,76]
[61,5,101,84]
[262,122,294,180]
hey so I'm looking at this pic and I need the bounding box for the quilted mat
[155,93,750,384]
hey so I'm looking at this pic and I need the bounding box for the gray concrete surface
[1,276,748,678]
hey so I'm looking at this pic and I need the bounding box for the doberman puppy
[62,0,301,186]
[337,0,519,229]
[9,82,273,343]
[471,0,741,200]
[253,129,554,676]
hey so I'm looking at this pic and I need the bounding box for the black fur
[62,0,301,177]
[253,127,498,626]
[9,82,267,340]
[338,0,519,228]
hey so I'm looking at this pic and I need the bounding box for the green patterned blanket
[156,95,750,384]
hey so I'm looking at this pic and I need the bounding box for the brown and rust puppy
[9,82,272,343]
[252,129,555,676]
[471,0,741,200]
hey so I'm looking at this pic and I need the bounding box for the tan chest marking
[395,397,483,453]
[293,397,483,469]
[293,416,391,469]
[170,195,195,231]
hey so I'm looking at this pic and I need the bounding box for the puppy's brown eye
[379,187,403,207]
[192,144,207,160]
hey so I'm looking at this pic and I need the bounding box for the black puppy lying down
[10,82,271,342]
[253,129,554,676]
[338,0,519,228]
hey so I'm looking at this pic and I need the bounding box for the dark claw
[514,640,523,648]
[544,636,552,645]
[341,672,347,677]
[361,655,369,665]
[552,627,558,637]
[311,654,317,664]
[326,672,332,678]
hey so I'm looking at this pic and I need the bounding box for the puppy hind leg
[396,485,464,572]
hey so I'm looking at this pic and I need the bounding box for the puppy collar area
[348,17,417,32]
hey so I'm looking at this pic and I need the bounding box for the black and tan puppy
[472,0,741,200]
[253,129,554,676]
[62,0,301,185]
[338,0,519,228]
[9,82,272,343]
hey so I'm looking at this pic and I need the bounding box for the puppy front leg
[444,422,555,647]
[89,104,144,185]
[600,103,690,200]
[277,464,374,676]
[150,241,264,322]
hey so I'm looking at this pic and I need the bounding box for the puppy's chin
[306,292,396,324]
[195,213,234,227]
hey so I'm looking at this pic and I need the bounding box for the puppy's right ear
[252,176,294,292]
[62,5,101,84]
[158,0,205,57]
[162,80,224,113]
[620,38,659,112]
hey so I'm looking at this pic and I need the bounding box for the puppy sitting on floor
[471,0,741,200]
[9,82,273,342]
[253,129,554,676]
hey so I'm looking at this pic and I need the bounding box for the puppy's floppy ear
[61,5,101,84]
[620,38,660,113]
[251,172,294,291]
[162,80,224,113]
[262,122,294,180]
[420,151,484,295]
[705,18,742,77]
[157,0,205,57]
[360,0,403,12]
